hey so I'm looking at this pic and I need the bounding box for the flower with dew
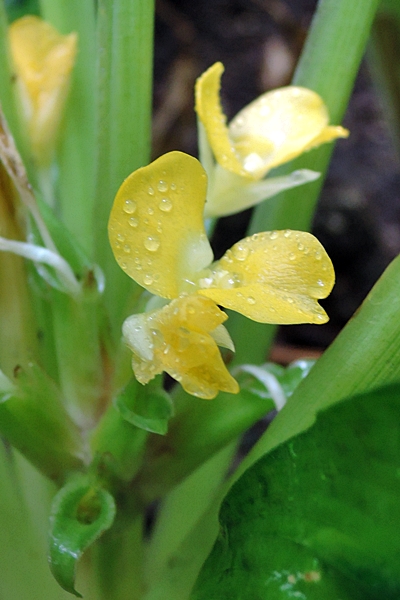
[9,15,77,168]
[195,62,349,217]
[108,151,334,399]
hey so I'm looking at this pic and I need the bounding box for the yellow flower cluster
[109,151,335,399]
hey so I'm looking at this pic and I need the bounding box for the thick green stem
[94,0,155,332]
[229,0,381,365]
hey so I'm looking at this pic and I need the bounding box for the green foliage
[49,476,116,597]
[116,376,174,435]
[192,383,400,599]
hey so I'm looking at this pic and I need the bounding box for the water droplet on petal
[123,244,131,253]
[159,197,173,212]
[123,199,137,214]
[270,231,278,240]
[233,244,249,261]
[247,296,256,305]
[116,233,125,242]
[148,206,154,215]
[144,274,154,285]
[157,180,168,192]
[317,279,325,287]
[289,253,296,261]
[129,217,138,227]
[315,251,322,260]
[170,183,177,191]
[148,186,154,196]
[297,243,304,251]
[144,236,160,252]
[284,230,292,238]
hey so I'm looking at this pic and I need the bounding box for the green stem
[368,4,400,158]
[228,0,381,365]
[94,0,155,331]
[39,0,97,257]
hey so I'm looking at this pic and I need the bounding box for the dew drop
[144,236,160,252]
[147,206,155,215]
[157,180,168,192]
[317,279,325,287]
[170,183,177,191]
[247,296,256,305]
[123,244,131,253]
[148,186,154,196]
[284,230,292,238]
[233,244,249,261]
[315,251,322,260]
[287,297,294,304]
[116,233,125,242]
[129,217,138,227]
[121,262,127,270]
[123,199,137,214]
[270,231,278,240]
[297,243,304,251]
[289,252,296,261]
[159,197,173,212]
[156,223,163,233]
[144,274,154,285]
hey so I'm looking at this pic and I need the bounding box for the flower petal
[205,165,320,218]
[109,152,213,299]
[195,62,251,179]
[9,16,77,164]
[229,86,349,178]
[197,231,334,324]
[122,295,239,399]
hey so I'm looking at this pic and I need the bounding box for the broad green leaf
[115,376,173,435]
[49,476,116,597]
[192,384,400,599]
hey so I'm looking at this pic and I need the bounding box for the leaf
[115,376,173,435]
[192,383,400,599]
[49,476,116,597]
[236,359,315,410]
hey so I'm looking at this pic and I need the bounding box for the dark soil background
[153,0,400,360]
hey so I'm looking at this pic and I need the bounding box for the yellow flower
[108,151,334,399]
[195,62,349,217]
[9,16,77,166]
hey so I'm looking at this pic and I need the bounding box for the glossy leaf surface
[192,384,400,599]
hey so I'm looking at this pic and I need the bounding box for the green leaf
[0,363,83,482]
[236,359,315,410]
[192,383,400,599]
[49,476,116,597]
[115,376,173,435]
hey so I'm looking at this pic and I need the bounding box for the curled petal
[122,295,239,399]
[197,231,334,324]
[9,16,77,165]
[195,62,348,180]
[229,86,348,178]
[195,62,250,178]
[109,152,213,299]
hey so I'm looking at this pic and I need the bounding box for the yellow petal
[195,62,251,179]
[9,16,77,165]
[197,230,334,324]
[229,87,349,178]
[122,295,239,399]
[109,151,213,299]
